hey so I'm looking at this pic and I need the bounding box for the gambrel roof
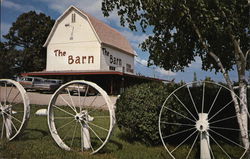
[43,5,135,56]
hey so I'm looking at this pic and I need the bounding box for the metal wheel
[47,80,115,154]
[159,81,248,159]
[0,79,30,141]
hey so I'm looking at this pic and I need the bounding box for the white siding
[46,10,101,71]
[100,46,135,74]
[46,8,135,74]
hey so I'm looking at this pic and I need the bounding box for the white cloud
[37,0,104,19]
[120,30,148,47]
[155,67,176,76]
[2,0,42,13]
[189,56,202,69]
[36,0,122,30]
[36,0,148,49]
[135,56,148,66]
[1,22,11,39]
[135,56,176,77]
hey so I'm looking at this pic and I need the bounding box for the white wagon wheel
[0,79,30,141]
[159,81,248,159]
[47,80,115,154]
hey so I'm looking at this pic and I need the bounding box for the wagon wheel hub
[0,105,12,114]
[196,113,209,132]
[74,110,94,122]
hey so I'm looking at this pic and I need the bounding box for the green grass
[0,105,247,159]
[0,105,167,159]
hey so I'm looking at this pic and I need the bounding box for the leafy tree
[0,42,19,78]
[3,11,54,74]
[102,0,250,148]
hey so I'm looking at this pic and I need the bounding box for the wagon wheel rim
[0,79,30,141]
[159,81,248,159]
[47,80,115,154]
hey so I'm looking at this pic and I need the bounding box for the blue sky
[0,0,247,82]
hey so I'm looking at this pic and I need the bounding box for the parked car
[18,77,62,93]
[67,84,97,96]
[45,79,63,85]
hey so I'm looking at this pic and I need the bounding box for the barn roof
[43,5,135,56]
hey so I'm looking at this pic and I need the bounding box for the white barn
[23,5,163,94]
[44,5,135,74]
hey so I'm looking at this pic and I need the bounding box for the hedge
[116,82,249,145]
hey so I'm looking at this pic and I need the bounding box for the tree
[102,0,250,148]
[0,42,16,78]
[3,11,55,74]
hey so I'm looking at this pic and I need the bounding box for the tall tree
[102,0,250,148]
[0,42,17,78]
[3,11,54,74]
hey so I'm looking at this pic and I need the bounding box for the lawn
[0,105,168,159]
[0,104,247,159]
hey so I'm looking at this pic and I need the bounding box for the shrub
[115,82,182,145]
[116,81,244,146]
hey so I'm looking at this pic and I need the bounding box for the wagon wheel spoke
[2,111,22,124]
[208,99,234,121]
[163,127,196,139]
[66,88,78,112]
[88,102,107,115]
[209,129,245,149]
[159,81,248,159]
[209,115,237,124]
[186,132,199,159]
[1,115,5,139]
[52,104,75,117]
[205,133,215,159]
[59,95,77,113]
[170,130,197,153]
[207,87,222,115]
[208,132,232,158]
[6,85,14,104]
[70,122,78,147]
[173,93,197,120]
[4,83,7,106]
[81,85,89,111]
[201,82,205,113]
[48,80,114,154]
[0,79,30,142]
[84,122,104,144]
[10,91,20,106]
[54,116,74,120]
[161,121,194,127]
[163,106,196,123]
[187,86,199,117]
[210,126,241,131]
[88,122,109,132]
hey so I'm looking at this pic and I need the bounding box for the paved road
[28,91,118,107]
[1,87,118,108]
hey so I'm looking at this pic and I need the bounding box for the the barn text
[68,55,94,64]
[102,48,122,66]
[53,49,94,65]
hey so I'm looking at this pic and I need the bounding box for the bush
[116,82,245,146]
[115,82,181,145]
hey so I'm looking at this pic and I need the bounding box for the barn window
[109,66,116,71]
[72,13,76,23]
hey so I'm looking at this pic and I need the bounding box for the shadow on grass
[117,131,141,144]
[98,139,123,154]
[17,128,49,140]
